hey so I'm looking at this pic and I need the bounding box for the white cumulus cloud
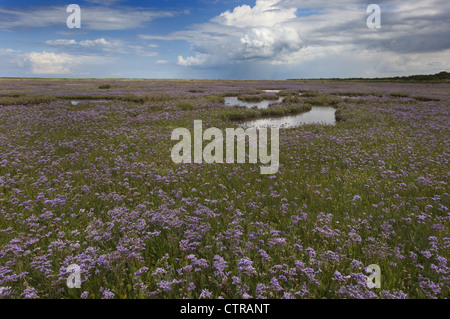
[79,38,112,47]
[238,26,302,60]
[24,51,78,74]
[214,0,297,27]
[176,0,302,66]
[44,39,77,46]
[178,53,212,67]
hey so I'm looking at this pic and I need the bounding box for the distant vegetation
[0,93,176,106]
[289,71,450,83]
[389,92,410,98]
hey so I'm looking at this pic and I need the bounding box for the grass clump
[0,94,56,106]
[303,94,340,106]
[299,91,319,97]
[121,93,173,103]
[177,102,195,110]
[204,95,225,104]
[389,92,410,98]
[222,103,312,121]
[413,96,440,102]
[237,95,264,102]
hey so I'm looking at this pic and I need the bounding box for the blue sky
[0,0,449,79]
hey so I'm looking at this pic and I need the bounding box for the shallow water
[242,106,336,129]
[225,96,284,109]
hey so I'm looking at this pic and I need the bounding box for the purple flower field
[0,78,448,299]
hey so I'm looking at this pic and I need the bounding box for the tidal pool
[242,106,336,129]
[225,96,284,109]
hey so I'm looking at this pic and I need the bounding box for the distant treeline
[289,71,450,83]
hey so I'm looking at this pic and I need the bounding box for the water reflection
[242,106,336,129]
[225,96,284,109]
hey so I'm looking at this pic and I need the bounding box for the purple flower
[269,277,284,292]
[255,283,268,298]
[332,270,346,283]
[199,289,212,299]
[351,259,363,268]
[242,292,252,299]
[258,249,270,263]
[213,255,228,278]
[158,281,172,292]
[22,286,39,299]
[231,276,241,285]
[305,248,316,258]
[380,290,407,299]
[419,277,441,299]
[282,292,295,299]
[187,282,196,291]
[237,257,257,276]
[80,291,89,299]
[151,267,166,276]
[100,287,114,299]
[0,286,14,298]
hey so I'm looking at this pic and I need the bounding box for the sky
[0,0,449,79]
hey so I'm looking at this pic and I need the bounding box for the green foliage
[203,95,225,104]
[177,102,195,110]
[303,94,340,106]
[0,94,56,106]
[389,92,410,98]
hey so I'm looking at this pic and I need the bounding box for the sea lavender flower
[231,276,241,285]
[282,292,295,299]
[237,257,257,276]
[269,277,284,292]
[158,281,173,292]
[255,283,268,298]
[187,282,196,291]
[80,291,89,299]
[0,286,14,298]
[213,255,228,278]
[22,286,39,299]
[199,289,212,299]
[258,249,270,263]
[380,290,407,299]
[100,287,114,299]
